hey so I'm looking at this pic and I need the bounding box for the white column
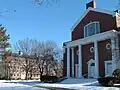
[67,47,70,77]
[94,41,99,78]
[71,48,74,78]
[111,38,117,72]
[115,36,120,68]
[78,45,82,78]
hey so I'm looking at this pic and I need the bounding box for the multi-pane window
[84,22,100,37]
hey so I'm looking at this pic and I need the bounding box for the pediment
[71,7,116,31]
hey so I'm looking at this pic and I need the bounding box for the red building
[63,0,120,78]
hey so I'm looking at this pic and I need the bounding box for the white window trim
[84,21,100,37]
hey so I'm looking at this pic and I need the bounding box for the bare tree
[15,38,63,80]
[32,40,62,80]
[14,38,36,80]
[34,0,60,6]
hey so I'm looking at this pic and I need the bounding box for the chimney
[86,0,96,9]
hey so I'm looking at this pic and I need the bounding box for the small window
[106,43,111,50]
[90,63,95,66]
[90,47,94,53]
[84,22,100,37]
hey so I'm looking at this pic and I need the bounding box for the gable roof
[71,7,118,31]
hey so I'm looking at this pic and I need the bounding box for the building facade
[63,1,120,78]
[5,53,40,80]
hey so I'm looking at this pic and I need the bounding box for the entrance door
[105,61,112,76]
[90,63,95,78]
[87,59,95,78]
[107,63,112,76]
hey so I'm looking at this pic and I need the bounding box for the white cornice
[71,7,116,32]
[64,30,118,48]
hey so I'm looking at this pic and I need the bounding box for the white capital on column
[71,48,74,78]
[78,45,82,78]
[94,41,99,78]
[67,47,70,77]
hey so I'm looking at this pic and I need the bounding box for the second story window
[84,22,100,37]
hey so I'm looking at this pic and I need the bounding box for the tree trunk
[40,72,42,82]
[30,72,32,80]
[25,69,28,80]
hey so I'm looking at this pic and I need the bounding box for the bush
[41,75,59,83]
[108,80,114,87]
[97,76,114,86]
[113,69,120,78]
[0,76,9,80]
[98,69,120,87]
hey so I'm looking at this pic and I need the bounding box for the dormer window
[84,21,100,37]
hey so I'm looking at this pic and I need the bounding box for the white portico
[64,30,120,78]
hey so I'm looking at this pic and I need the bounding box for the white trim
[104,60,112,76]
[65,30,117,48]
[71,7,116,31]
[87,58,95,64]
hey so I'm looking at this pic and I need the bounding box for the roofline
[71,7,117,32]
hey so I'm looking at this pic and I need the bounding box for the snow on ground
[0,79,120,90]
[36,78,120,90]
[0,81,48,90]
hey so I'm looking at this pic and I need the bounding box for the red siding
[72,11,116,41]
[74,46,78,64]
[82,43,94,76]
[98,39,112,77]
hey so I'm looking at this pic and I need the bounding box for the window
[90,47,94,53]
[90,63,95,66]
[84,22,100,37]
[106,43,111,50]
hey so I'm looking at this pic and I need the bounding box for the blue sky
[0,0,119,49]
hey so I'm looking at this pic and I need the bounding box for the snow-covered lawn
[35,78,120,90]
[0,80,48,90]
[0,79,120,90]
